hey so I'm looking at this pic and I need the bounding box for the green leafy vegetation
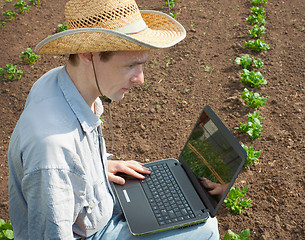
[0,219,14,240]
[253,58,264,68]
[249,24,266,38]
[165,0,177,18]
[246,14,266,26]
[250,6,266,16]
[29,0,40,5]
[240,88,267,109]
[235,55,252,70]
[19,48,40,64]
[14,0,30,13]
[244,39,269,52]
[236,111,264,140]
[251,0,267,6]
[235,55,264,70]
[222,228,251,240]
[1,21,6,27]
[57,23,68,32]
[0,64,23,81]
[224,185,252,214]
[2,10,17,21]
[165,0,177,9]
[240,69,267,87]
[242,144,262,167]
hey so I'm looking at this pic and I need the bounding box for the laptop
[112,105,246,235]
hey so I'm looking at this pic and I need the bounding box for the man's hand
[199,177,229,200]
[107,160,151,185]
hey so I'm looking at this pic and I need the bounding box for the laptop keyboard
[141,163,196,225]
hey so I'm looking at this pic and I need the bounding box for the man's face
[92,50,149,101]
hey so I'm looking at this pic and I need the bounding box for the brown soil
[0,0,304,239]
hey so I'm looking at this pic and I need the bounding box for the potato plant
[242,144,262,167]
[14,1,30,14]
[2,10,17,21]
[240,69,267,87]
[250,6,266,16]
[29,0,40,5]
[244,39,269,52]
[19,48,40,64]
[224,185,252,214]
[57,23,68,32]
[246,14,266,26]
[222,228,251,240]
[251,0,267,6]
[236,111,264,140]
[240,88,267,109]
[249,24,266,38]
[0,64,23,81]
[0,219,14,240]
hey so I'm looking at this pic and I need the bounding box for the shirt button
[89,201,95,209]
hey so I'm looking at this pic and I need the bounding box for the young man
[8,0,219,239]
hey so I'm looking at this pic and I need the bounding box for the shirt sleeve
[22,168,86,239]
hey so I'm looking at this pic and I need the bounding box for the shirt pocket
[75,178,114,233]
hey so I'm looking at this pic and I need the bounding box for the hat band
[114,18,148,34]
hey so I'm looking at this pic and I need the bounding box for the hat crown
[65,0,142,30]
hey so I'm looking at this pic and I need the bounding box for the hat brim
[35,10,186,55]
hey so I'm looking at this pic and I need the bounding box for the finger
[108,173,125,185]
[124,161,150,175]
[122,167,146,179]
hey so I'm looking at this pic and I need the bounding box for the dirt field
[0,0,304,239]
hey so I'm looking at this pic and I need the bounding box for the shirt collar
[58,66,103,133]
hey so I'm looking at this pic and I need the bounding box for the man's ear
[78,53,92,64]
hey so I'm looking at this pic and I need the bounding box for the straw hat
[35,0,186,55]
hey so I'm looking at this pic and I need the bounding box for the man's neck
[65,63,98,110]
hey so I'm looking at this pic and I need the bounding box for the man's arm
[22,169,85,239]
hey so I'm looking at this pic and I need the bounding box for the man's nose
[131,67,144,85]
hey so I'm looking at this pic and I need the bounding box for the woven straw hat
[35,0,186,55]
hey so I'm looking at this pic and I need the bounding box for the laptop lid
[178,105,247,217]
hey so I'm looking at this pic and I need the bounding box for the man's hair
[69,51,115,66]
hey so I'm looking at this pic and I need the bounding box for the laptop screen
[179,106,246,217]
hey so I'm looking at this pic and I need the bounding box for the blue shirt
[8,66,114,239]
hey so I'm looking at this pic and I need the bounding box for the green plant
[57,23,68,32]
[2,10,17,21]
[19,48,40,64]
[236,111,264,140]
[240,88,267,108]
[249,24,266,38]
[240,69,267,87]
[223,229,251,240]
[0,219,14,240]
[14,0,30,13]
[29,0,40,5]
[253,58,264,68]
[242,144,262,167]
[250,6,266,16]
[235,55,264,70]
[1,21,6,27]
[235,55,252,70]
[246,14,266,26]
[251,0,267,6]
[224,185,252,214]
[0,64,23,81]
[165,0,177,9]
[244,39,269,52]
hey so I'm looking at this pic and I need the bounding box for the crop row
[222,0,270,239]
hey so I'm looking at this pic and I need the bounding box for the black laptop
[112,105,246,235]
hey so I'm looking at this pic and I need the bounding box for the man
[8,0,219,239]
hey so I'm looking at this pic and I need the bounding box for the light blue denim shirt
[8,66,114,239]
